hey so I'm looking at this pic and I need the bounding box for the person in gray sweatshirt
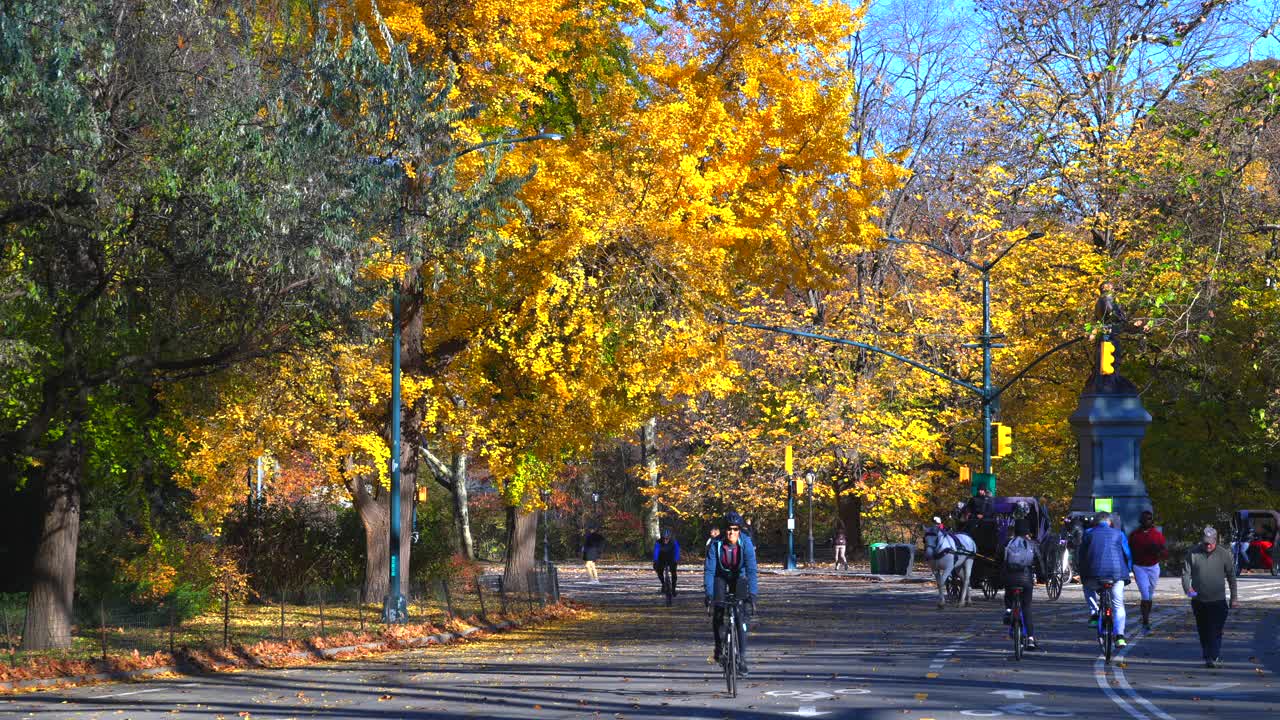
[1182,526,1239,668]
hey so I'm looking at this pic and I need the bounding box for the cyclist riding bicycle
[654,527,681,597]
[1079,511,1133,648]
[705,511,758,676]
[1002,519,1042,650]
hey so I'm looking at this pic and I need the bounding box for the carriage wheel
[981,577,997,600]
[1046,575,1063,601]
[946,575,962,604]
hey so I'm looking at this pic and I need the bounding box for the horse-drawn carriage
[924,496,1058,607]
[964,496,1053,599]
[1230,509,1280,576]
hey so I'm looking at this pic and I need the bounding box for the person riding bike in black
[1002,518,1043,650]
[705,511,758,675]
[653,527,681,597]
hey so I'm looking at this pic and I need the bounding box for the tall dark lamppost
[382,132,562,624]
[886,233,1044,478]
[805,471,815,566]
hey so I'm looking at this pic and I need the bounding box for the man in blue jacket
[1079,511,1133,647]
[705,511,758,675]
[654,528,681,597]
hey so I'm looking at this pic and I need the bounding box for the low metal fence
[0,562,560,667]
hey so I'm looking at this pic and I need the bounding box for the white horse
[923,524,976,609]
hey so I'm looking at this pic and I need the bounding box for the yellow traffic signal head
[1100,340,1116,375]
[959,465,971,484]
[995,423,1013,458]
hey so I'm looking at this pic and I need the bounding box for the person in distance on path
[833,521,849,571]
[705,510,758,676]
[653,527,681,596]
[581,526,605,584]
[1079,511,1133,647]
[1128,510,1168,631]
[1183,526,1239,668]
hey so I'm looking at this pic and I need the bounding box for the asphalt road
[3,567,1278,719]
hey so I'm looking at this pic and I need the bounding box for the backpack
[1005,537,1035,569]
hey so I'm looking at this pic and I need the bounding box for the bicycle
[714,591,749,697]
[659,564,676,606]
[1008,585,1026,661]
[1045,540,1070,601]
[1096,581,1116,663]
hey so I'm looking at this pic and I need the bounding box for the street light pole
[383,287,408,623]
[889,233,1039,482]
[981,269,993,475]
[806,471,815,565]
[380,131,562,624]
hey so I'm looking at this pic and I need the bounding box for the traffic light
[994,423,1013,458]
[416,485,428,503]
[959,465,971,485]
[1100,340,1116,375]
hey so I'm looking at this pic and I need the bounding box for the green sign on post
[972,472,997,496]
[1094,497,1113,513]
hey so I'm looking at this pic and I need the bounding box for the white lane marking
[991,689,1039,699]
[785,707,831,717]
[925,630,973,676]
[90,688,166,699]
[1150,682,1240,693]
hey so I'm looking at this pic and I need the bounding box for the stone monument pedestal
[1069,373,1152,534]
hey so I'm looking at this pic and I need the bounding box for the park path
[2,567,1277,719]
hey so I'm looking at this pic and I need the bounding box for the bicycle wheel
[1102,611,1114,664]
[723,607,737,697]
[1046,575,1062,600]
[982,577,997,600]
[1012,612,1024,661]
[664,569,674,606]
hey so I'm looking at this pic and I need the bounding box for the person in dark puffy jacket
[1079,512,1133,647]
[653,528,681,596]
[1002,519,1043,650]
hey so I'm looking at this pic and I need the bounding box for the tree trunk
[352,472,390,603]
[641,416,661,544]
[22,421,85,650]
[502,506,538,593]
[451,452,474,560]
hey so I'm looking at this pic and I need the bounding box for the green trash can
[868,542,888,573]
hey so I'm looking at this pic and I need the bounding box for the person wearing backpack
[1002,519,1043,650]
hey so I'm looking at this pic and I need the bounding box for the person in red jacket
[1129,510,1168,631]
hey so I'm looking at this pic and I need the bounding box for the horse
[923,524,976,609]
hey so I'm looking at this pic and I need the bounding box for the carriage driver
[705,511,759,675]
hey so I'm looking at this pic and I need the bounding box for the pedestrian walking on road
[582,527,605,584]
[1182,526,1239,668]
[833,522,848,571]
[1079,511,1133,647]
[1129,510,1167,631]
